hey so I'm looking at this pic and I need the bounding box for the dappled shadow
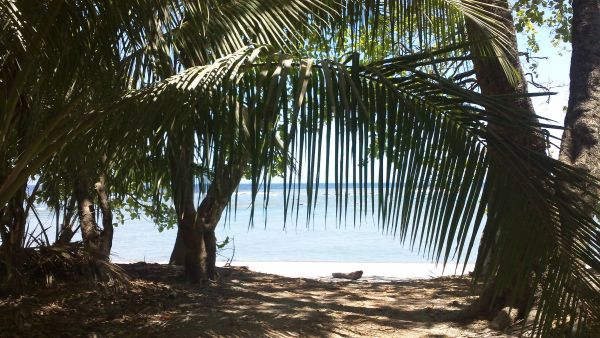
[0,264,505,337]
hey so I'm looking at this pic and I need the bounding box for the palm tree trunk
[465,0,546,317]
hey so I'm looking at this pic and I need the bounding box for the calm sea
[27,183,482,265]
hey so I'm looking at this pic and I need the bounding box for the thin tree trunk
[57,196,77,244]
[0,208,7,245]
[95,171,113,257]
[74,176,102,253]
[465,0,546,318]
[199,153,248,279]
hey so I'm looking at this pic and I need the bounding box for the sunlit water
[25,184,483,270]
[25,184,477,263]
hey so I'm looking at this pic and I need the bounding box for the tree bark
[6,185,27,253]
[74,176,102,252]
[74,174,113,259]
[57,196,77,244]
[167,125,247,282]
[167,129,205,282]
[465,0,546,317]
[554,2,600,331]
[194,155,247,280]
[95,172,113,257]
[169,229,186,265]
[558,0,600,214]
[0,184,27,291]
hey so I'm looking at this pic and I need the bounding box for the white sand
[114,258,474,281]
[218,261,474,281]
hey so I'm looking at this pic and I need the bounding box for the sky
[518,27,571,157]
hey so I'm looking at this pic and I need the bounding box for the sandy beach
[0,264,509,337]
[220,261,475,280]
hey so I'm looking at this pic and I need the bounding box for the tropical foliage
[0,0,598,336]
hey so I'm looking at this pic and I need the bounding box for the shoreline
[112,260,475,280]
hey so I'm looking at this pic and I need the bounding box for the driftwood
[331,270,363,280]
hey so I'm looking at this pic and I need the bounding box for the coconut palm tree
[1,1,598,336]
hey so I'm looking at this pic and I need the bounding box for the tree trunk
[181,214,205,283]
[167,129,205,281]
[7,185,27,253]
[95,172,113,257]
[203,228,217,279]
[167,125,247,282]
[57,196,77,244]
[555,3,600,332]
[558,0,600,213]
[73,166,115,259]
[74,177,103,254]
[0,184,27,291]
[169,230,186,265]
[465,0,546,318]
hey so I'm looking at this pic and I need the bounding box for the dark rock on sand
[332,270,363,280]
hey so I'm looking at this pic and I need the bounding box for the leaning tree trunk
[196,154,248,280]
[465,0,546,318]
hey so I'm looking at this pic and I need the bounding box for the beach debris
[331,270,363,280]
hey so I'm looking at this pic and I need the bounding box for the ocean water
[27,183,482,267]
